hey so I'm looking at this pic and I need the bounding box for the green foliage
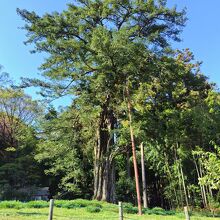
[0,201,24,209]
[123,203,138,214]
[86,206,102,213]
[148,207,166,215]
[194,145,220,190]
[0,76,46,200]
[35,107,94,197]
[116,170,136,203]
[142,207,176,216]
[0,200,104,210]
[54,199,102,209]
[26,201,48,208]
[12,0,220,210]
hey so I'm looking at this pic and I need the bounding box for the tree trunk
[93,98,116,203]
[208,185,213,200]
[126,146,131,179]
[174,146,182,208]
[141,142,148,208]
[164,152,179,207]
[126,85,142,215]
[180,163,189,207]
[176,158,183,208]
[199,162,208,208]
[193,157,207,208]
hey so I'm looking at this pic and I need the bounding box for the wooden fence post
[119,201,123,220]
[184,206,190,220]
[48,199,54,220]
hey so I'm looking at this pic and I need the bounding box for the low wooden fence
[48,199,190,220]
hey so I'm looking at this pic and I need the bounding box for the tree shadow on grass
[17,212,47,216]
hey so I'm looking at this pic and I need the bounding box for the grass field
[1,207,220,220]
[0,200,219,220]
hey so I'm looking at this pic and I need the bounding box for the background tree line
[0,0,220,212]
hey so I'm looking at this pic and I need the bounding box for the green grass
[0,200,219,220]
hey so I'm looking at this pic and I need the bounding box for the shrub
[151,207,166,215]
[142,208,151,214]
[123,203,138,214]
[143,207,173,216]
[86,205,102,213]
[165,210,176,215]
[56,201,77,209]
[125,206,138,214]
[0,201,24,209]
[54,199,102,209]
[26,201,49,208]
[73,199,102,208]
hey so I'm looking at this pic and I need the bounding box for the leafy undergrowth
[0,200,220,220]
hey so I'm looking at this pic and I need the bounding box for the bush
[86,205,102,213]
[152,207,165,211]
[165,210,176,215]
[151,207,166,215]
[0,201,24,209]
[143,207,175,216]
[55,201,77,209]
[73,199,102,208]
[0,199,105,210]
[54,199,102,209]
[123,203,138,214]
[142,208,151,214]
[116,171,136,203]
[26,201,49,208]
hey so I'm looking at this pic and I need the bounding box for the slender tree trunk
[175,143,189,208]
[141,142,148,208]
[208,185,213,199]
[126,85,142,215]
[179,163,189,207]
[193,157,207,208]
[164,152,179,207]
[126,146,131,179]
[174,146,183,208]
[93,98,116,203]
[176,159,183,208]
[199,162,208,208]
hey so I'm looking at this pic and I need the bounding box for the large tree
[18,0,186,204]
[35,105,94,198]
[0,73,45,200]
[133,50,217,208]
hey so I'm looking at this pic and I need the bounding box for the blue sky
[0,0,71,106]
[170,0,220,86]
[0,1,219,106]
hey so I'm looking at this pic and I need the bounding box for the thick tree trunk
[93,99,116,203]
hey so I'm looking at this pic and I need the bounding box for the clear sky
[0,1,219,106]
